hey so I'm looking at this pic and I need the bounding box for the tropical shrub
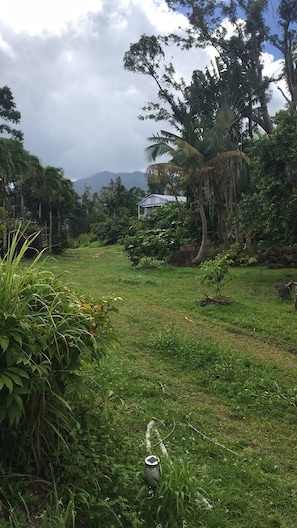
[124,228,176,266]
[124,202,194,265]
[0,229,118,472]
[222,243,257,266]
[201,254,232,298]
[91,214,133,245]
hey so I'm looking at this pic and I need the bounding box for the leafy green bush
[124,228,176,266]
[201,254,232,298]
[0,229,118,472]
[223,243,258,266]
[70,232,95,247]
[92,215,132,245]
[124,202,193,266]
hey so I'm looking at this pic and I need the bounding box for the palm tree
[0,139,19,212]
[58,177,79,238]
[0,139,27,253]
[43,166,64,252]
[26,154,45,226]
[12,146,34,222]
[146,128,208,264]
[146,106,249,264]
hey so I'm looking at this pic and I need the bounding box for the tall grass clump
[0,229,118,475]
[138,458,213,528]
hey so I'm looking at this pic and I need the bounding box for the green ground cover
[2,245,297,527]
[43,246,297,527]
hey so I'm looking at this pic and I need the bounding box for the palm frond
[210,150,250,165]
[145,142,174,162]
[174,139,204,166]
[147,162,185,176]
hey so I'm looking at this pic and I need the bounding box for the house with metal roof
[137,194,187,218]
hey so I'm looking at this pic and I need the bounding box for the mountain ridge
[72,170,147,196]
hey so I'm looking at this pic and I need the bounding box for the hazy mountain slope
[72,170,147,195]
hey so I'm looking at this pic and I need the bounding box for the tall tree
[0,139,17,211]
[124,35,188,127]
[124,30,273,141]
[58,177,80,239]
[124,1,297,140]
[165,0,297,113]
[271,0,297,108]
[26,154,45,225]
[0,86,23,141]
[146,106,248,263]
[10,144,33,221]
[0,86,23,251]
[43,166,64,252]
[239,109,297,247]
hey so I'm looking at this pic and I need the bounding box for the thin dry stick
[152,422,176,453]
[185,422,239,456]
[153,427,172,461]
[158,381,166,396]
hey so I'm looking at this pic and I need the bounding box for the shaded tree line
[0,86,81,253]
[0,85,145,253]
[77,177,145,246]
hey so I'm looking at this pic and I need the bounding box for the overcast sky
[0,0,286,182]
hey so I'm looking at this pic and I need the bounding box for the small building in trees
[137,194,186,218]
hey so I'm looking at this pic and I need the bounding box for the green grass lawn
[43,246,297,527]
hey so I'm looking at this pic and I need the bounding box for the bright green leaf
[1,374,14,394]
[0,337,9,352]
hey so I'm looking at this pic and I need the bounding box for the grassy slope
[46,247,297,527]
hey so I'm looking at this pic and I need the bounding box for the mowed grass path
[46,247,297,527]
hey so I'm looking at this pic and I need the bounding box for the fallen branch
[152,423,175,456]
[158,381,166,396]
[200,294,234,306]
[185,316,194,323]
[184,422,239,456]
[275,280,297,300]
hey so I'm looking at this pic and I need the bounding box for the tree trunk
[38,200,42,225]
[192,201,208,265]
[49,206,53,253]
[20,187,25,222]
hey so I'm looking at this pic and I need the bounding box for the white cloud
[261,53,288,114]
[0,0,287,182]
[0,0,103,35]
[0,32,14,56]
[135,0,189,32]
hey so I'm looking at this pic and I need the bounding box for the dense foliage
[239,110,297,249]
[124,201,195,265]
[0,232,118,477]
[0,88,81,252]
[83,177,145,246]
[123,1,297,259]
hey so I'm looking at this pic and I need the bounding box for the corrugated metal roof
[137,194,186,206]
